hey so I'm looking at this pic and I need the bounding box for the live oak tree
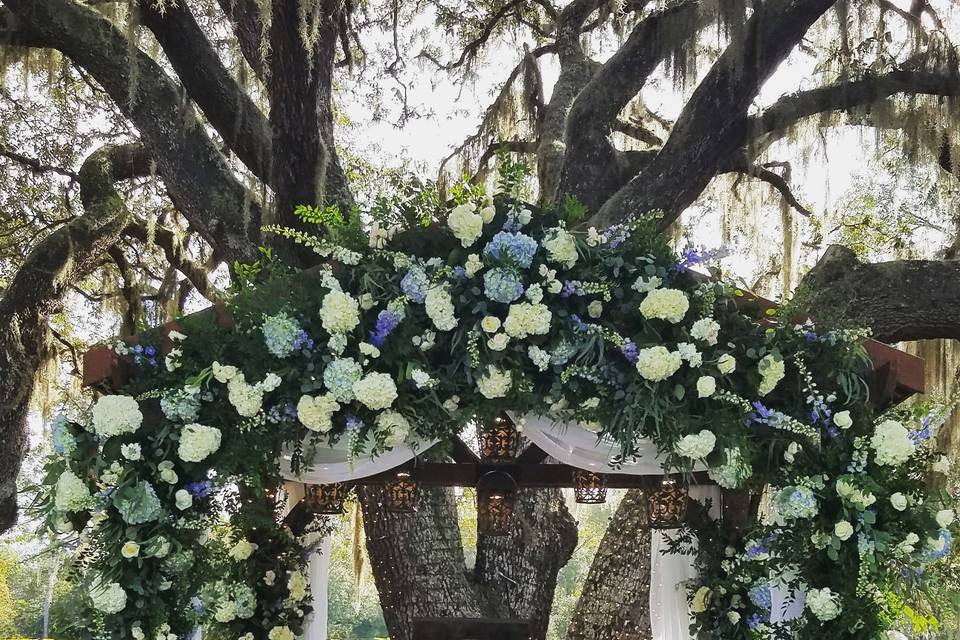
[1,1,960,639]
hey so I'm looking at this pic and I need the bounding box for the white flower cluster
[639,288,689,324]
[707,447,752,488]
[352,372,398,410]
[447,202,484,247]
[870,419,916,466]
[228,539,258,561]
[542,227,578,268]
[375,410,411,448]
[287,571,309,602]
[319,290,360,335]
[477,366,512,399]
[54,469,91,512]
[690,317,720,345]
[297,393,340,433]
[757,354,785,395]
[90,581,127,614]
[425,286,457,331]
[177,424,222,462]
[674,430,716,459]
[636,346,682,382]
[503,303,551,338]
[91,395,143,437]
[805,587,841,621]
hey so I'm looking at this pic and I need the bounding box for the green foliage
[294,204,345,227]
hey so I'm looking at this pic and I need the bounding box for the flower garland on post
[36,161,956,639]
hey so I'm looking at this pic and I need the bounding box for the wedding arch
[40,168,953,640]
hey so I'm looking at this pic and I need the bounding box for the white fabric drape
[649,485,721,640]
[279,436,438,484]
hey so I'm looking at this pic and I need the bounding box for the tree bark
[474,488,578,639]
[566,490,653,640]
[357,485,487,640]
[0,143,148,532]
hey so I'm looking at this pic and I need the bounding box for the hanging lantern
[476,470,517,537]
[477,414,520,463]
[305,482,347,515]
[573,470,607,504]
[649,479,688,529]
[385,469,420,513]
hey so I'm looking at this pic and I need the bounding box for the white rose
[717,354,736,374]
[833,410,853,429]
[543,227,578,268]
[933,455,952,475]
[487,333,510,351]
[517,208,532,225]
[690,586,711,613]
[448,203,483,247]
[121,541,140,558]
[479,204,496,223]
[696,376,716,398]
[587,300,603,318]
[174,490,192,511]
[936,509,955,528]
[639,288,689,324]
[229,539,258,561]
[481,316,501,333]
[889,492,908,511]
[726,611,741,624]
[834,520,854,541]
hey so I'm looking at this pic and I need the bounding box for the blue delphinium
[261,311,301,357]
[370,309,402,347]
[401,266,429,303]
[185,480,214,499]
[620,339,639,364]
[293,329,315,352]
[483,231,538,268]
[748,580,772,614]
[483,268,525,303]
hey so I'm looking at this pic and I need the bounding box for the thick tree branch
[591,0,837,230]
[122,220,221,302]
[724,155,812,217]
[0,143,142,533]
[215,0,266,78]
[799,245,960,343]
[2,0,262,265]
[137,0,272,185]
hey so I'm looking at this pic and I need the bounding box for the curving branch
[723,155,812,217]
[137,0,272,185]
[1,0,262,265]
[215,0,267,78]
[419,0,528,71]
[122,220,222,302]
[0,143,144,533]
[590,0,838,230]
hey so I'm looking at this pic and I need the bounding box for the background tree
[1,1,960,638]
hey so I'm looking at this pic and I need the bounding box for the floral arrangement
[36,161,956,639]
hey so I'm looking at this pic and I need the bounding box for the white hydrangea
[528,345,551,371]
[54,469,91,512]
[212,361,239,383]
[707,447,751,488]
[229,539,258,561]
[639,288,689,324]
[268,627,295,640]
[674,429,716,459]
[690,318,720,345]
[870,419,916,466]
[425,286,457,331]
[227,375,265,417]
[757,354,786,395]
[352,373,398,410]
[91,395,143,438]
[319,290,360,334]
[635,346,682,382]
[503,303,552,338]
[177,424,222,463]
[121,443,142,461]
[90,580,127,614]
[676,342,702,367]
[632,275,661,293]
[288,570,309,602]
[806,587,841,621]
[448,203,483,247]
[477,366,512,399]
[376,410,411,448]
[542,227,578,268]
[297,393,340,433]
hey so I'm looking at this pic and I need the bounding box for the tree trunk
[475,488,578,639]
[566,489,653,640]
[358,485,487,640]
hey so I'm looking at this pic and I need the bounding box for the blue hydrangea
[113,481,162,525]
[773,485,818,520]
[922,529,953,563]
[323,358,363,402]
[261,312,301,357]
[401,266,429,303]
[161,386,202,423]
[748,580,772,614]
[483,267,525,303]
[620,339,639,364]
[483,231,538,268]
[51,415,76,456]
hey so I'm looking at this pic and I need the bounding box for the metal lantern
[305,482,348,515]
[649,480,688,529]
[477,414,520,463]
[573,470,607,504]
[385,469,420,513]
[476,470,517,537]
